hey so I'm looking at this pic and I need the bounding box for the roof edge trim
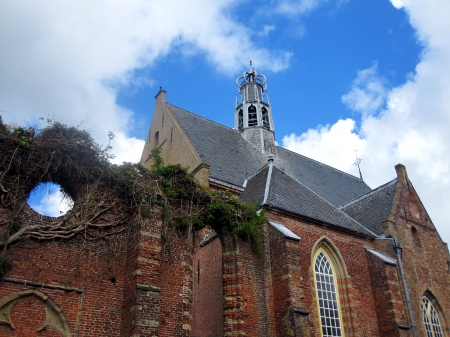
[209,178,245,192]
[268,220,301,241]
[364,246,397,265]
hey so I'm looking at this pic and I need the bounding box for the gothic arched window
[248,105,257,127]
[422,296,443,337]
[154,131,159,146]
[261,107,269,129]
[238,109,244,132]
[314,250,343,337]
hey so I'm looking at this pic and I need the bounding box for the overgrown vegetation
[0,116,265,277]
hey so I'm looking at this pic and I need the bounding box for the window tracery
[314,250,344,337]
[422,296,443,337]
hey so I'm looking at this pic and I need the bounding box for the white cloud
[28,183,73,217]
[283,0,450,244]
[282,119,366,174]
[258,25,276,37]
[0,0,291,163]
[341,63,388,117]
[275,0,329,15]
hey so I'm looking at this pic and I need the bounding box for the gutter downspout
[392,240,418,337]
[262,154,274,205]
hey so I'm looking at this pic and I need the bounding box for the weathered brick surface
[140,90,210,187]
[192,229,223,337]
[365,248,409,336]
[381,164,450,337]
[0,207,128,337]
[1,161,449,337]
[267,211,380,337]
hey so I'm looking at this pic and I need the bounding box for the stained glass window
[422,296,443,337]
[314,251,343,337]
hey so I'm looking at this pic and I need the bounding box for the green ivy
[0,256,12,278]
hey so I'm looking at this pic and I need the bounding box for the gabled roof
[168,104,372,207]
[240,165,376,237]
[339,179,397,235]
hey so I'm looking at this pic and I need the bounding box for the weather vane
[353,150,363,180]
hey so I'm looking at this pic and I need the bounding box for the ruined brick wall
[157,226,194,336]
[192,229,223,337]
[0,206,129,337]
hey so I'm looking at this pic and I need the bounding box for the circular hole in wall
[27,182,74,217]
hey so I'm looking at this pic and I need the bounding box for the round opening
[27,182,74,217]
[110,277,116,283]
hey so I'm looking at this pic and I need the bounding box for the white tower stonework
[235,61,276,154]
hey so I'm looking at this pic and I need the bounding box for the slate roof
[168,104,371,206]
[240,165,376,237]
[339,179,397,235]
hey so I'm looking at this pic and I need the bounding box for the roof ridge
[270,165,377,237]
[276,146,367,183]
[339,178,397,209]
[167,103,237,132]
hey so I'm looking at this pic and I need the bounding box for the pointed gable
[340,179,398,235]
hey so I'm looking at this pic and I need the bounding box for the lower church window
[314,250,343,337]
[422,296,443,337]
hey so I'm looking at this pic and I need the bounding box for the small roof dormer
[235,61,276,155]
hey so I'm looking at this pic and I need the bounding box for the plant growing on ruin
[0,117,265,262]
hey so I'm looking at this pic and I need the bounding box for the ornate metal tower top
[234,61,276,155]
[236,60,267,91]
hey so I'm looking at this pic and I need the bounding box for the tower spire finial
[234,62,276,155]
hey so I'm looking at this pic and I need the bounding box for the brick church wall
[192,230,223,337]
[267,212,381,337]
[381,164,450,337]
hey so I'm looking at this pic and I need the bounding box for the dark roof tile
[339,179,397,235]
[168,104,372,207]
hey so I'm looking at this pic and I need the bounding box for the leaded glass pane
[315,251,342,337]
[422,296,443,337]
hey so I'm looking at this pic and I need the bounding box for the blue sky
[2,0,450,244]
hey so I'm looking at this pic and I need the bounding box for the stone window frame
[313,248,345,337]
[421,294,445,337]
[248,105,257,127]
[311,237,356,337]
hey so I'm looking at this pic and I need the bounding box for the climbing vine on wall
[0,116,265,275]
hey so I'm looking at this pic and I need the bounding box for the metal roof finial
[249,60,253,73]
[353,149,363,180]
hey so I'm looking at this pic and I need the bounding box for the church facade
[140,63,450,337]
[0,64,448,337]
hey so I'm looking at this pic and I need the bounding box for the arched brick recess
[311,237,360,337]
[0,289,72,337]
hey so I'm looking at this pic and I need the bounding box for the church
[140,62,450,337]
[0,63,449,337]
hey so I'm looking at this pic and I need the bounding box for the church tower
[235,61,276,154]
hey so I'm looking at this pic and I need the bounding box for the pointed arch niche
[0,289,72,336]
[311,237,356,337]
